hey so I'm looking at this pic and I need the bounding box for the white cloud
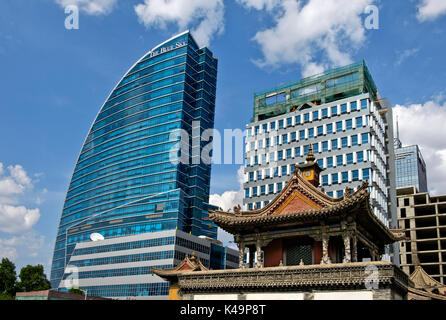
[417,0,446,22]
[393,98,446,194]
[8,165,32,187]
[55,0,117,15]
[237,0,280,11]
[0,163,40,234]
[0,232,47,263]
[240,0,375,76]
[210,166,244,211]
[0,205,40,234]
[395,48,420,66]
[210,166,245,248]
[134,0,225,47]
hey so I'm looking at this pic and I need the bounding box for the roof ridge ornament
[306,144,316,163]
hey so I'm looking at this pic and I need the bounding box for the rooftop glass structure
[253,61,378,121]
[50,31,219,289]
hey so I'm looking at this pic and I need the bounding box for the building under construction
[398,186,446,284]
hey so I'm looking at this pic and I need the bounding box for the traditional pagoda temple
[154,150,410,300]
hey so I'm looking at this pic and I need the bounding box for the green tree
[17,264,50,292]
[0,258,17,297]
[68,287,85,296]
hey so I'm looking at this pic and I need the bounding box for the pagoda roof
[410,266,446,291]
[152,253,208,280]
[209,169,404,244]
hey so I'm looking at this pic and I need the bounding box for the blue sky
[1,0,446,275]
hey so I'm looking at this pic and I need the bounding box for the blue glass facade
[395,145,428,192]
[50,31,218,289]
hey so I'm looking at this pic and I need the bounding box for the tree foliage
[68,287,85,296]
[17,264,50,292]
[0,258,17,296]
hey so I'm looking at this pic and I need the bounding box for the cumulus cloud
[210,166,245,248]
[0,232,46,261]
[134,0,225,47]
[417,0,446,22]
[0,205,40,234]
[393,98,446,195]
[239,0,375,76]
[0,163,40,234]
[55,0,118,15]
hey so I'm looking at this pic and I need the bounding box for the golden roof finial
[306,144,316,163]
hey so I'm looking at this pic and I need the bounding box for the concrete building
[244,61,398,263]
[58,229,238,300]
[397,186,446,284]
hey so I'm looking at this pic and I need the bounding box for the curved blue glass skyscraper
[50,31,218,290]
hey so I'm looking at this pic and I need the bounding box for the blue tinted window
[347,153,353,164]
[308,128,314,138]
[362,133,369,144]
[322,175,329,186]
[332,139,338,149]
[282,165,288,175]
[295,115,301,124]
[361,99,368,109]
[341,137,348,148]
[342,171,349,183]
[363,169,370,180]
[351,135,358,146]
[337,155,343,166]
[352,170,359,181]
[332,173,339,184]
[322,141,329,152]
[336,121,343,132]
[346,119,353,130]
[326,123,333,134]
[351,101,357,111]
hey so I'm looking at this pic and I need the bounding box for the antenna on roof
[394,115,402,149]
